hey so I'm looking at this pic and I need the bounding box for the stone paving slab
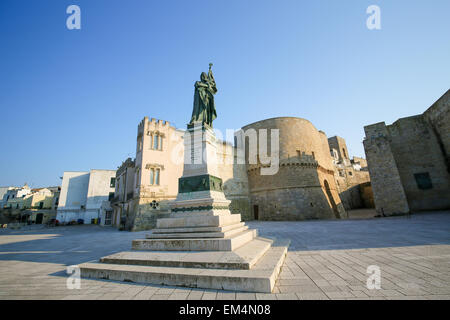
[0,211,449,300]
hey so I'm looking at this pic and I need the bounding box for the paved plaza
[0,211,449,300]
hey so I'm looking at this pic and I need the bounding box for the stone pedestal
[80,123,289,293]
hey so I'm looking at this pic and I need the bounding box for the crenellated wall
[241,117,345,220]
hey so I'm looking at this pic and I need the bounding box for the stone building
[363,89,450,216]
[112,118,186,231]
[241,117,345,220]
[56,169,116,224]
[4,184,32,209]
[23,188,54,209]
[111,117,251,231]
[328,136,373,211]
[110,158,135,228]
[0,185,61,225]
[113,115,375,230]
[0,187,13,209]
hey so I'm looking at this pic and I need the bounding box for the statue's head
[200,72,208,82]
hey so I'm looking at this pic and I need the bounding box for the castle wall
[364,90,450,215]
[363,122,410,215]
[328,135,373,211]
[360,182,375,208]
[333,166,372,210]
[120,113,382,230]
[423,89,450,173]
[241,117,345,220]
[386,115,450,211]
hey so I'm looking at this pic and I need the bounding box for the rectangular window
[414,172,433,190]
[108,192,115,201]
[150,169,154,185]
[159,135,163,150]
[155,169,160,185]
[153,134,159,150]
[110,177,116,188]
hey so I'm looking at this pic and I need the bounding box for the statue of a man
[189,63,217,127]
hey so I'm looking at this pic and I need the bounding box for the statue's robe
[190,77,217,127]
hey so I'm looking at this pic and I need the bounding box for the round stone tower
[241,117,345,220]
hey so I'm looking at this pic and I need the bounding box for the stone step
[151,222,245,234]
[99,237,273,269]
[132,229,257,251]
[156,213,242,229]
[146,225,248,239]
[167,209,232,218]
[79,239,290,293]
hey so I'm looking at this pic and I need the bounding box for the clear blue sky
[0,0,449,188]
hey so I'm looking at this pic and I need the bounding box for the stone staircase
[79,124,289,293]
[79,209,289,292]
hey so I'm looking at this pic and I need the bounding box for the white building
[56,170,116,224]
[1,184,32,209]
[0,187,14,208]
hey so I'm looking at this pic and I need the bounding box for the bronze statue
[190,63,217,127]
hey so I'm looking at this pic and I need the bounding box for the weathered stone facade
[115,115,376,230]
[241,117,346,220]
[329,136,373,211]
[363,89,450,216]
[113,117,251,231]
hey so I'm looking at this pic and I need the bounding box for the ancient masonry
[80,123,289,292]
[328,136,372,210]
[363,89,450,216]
[111,116,373,230]
[242,117,346,220]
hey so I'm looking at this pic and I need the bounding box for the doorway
[253,205,259,220]
[104,210,112,226]
[35,213,44,224]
